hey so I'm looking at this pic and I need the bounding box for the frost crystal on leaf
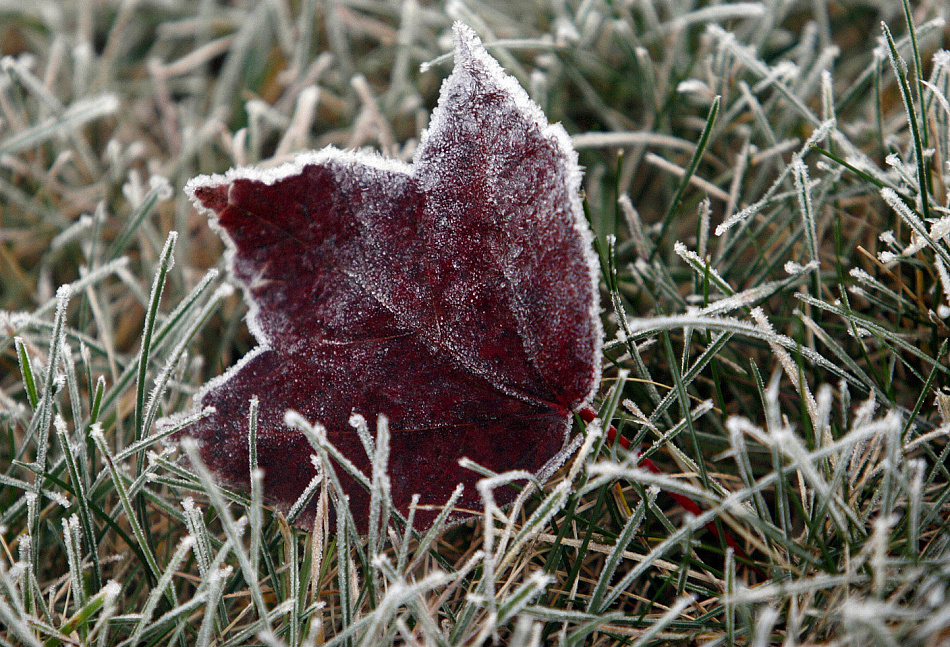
[159,23,602,531]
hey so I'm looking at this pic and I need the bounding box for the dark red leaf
[162,23,602,531]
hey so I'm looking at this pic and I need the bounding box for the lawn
[1,1,950,645]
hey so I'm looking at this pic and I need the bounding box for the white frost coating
[716,119,835,236]
[931,214,950,242]
[89,422,105,443]
[676,79,715,99]
[674,241,728,288]
[102,579,122,600]
[568,418,601,483]
[49,491,71,508]
[785,260,819,275]
[154,405,215,443]
[55,283,72,304]
[537,428,587,485]
[149,175,173,201]
[625,312,852,384]
[696,279,800,317]
[935,258,950,312]
[665,3,766,31]
[0,92,120,156]
[572,131,695,152]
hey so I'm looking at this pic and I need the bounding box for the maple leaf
[162,23,602,531]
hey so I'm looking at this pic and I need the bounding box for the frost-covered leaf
[160,23,602,531]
